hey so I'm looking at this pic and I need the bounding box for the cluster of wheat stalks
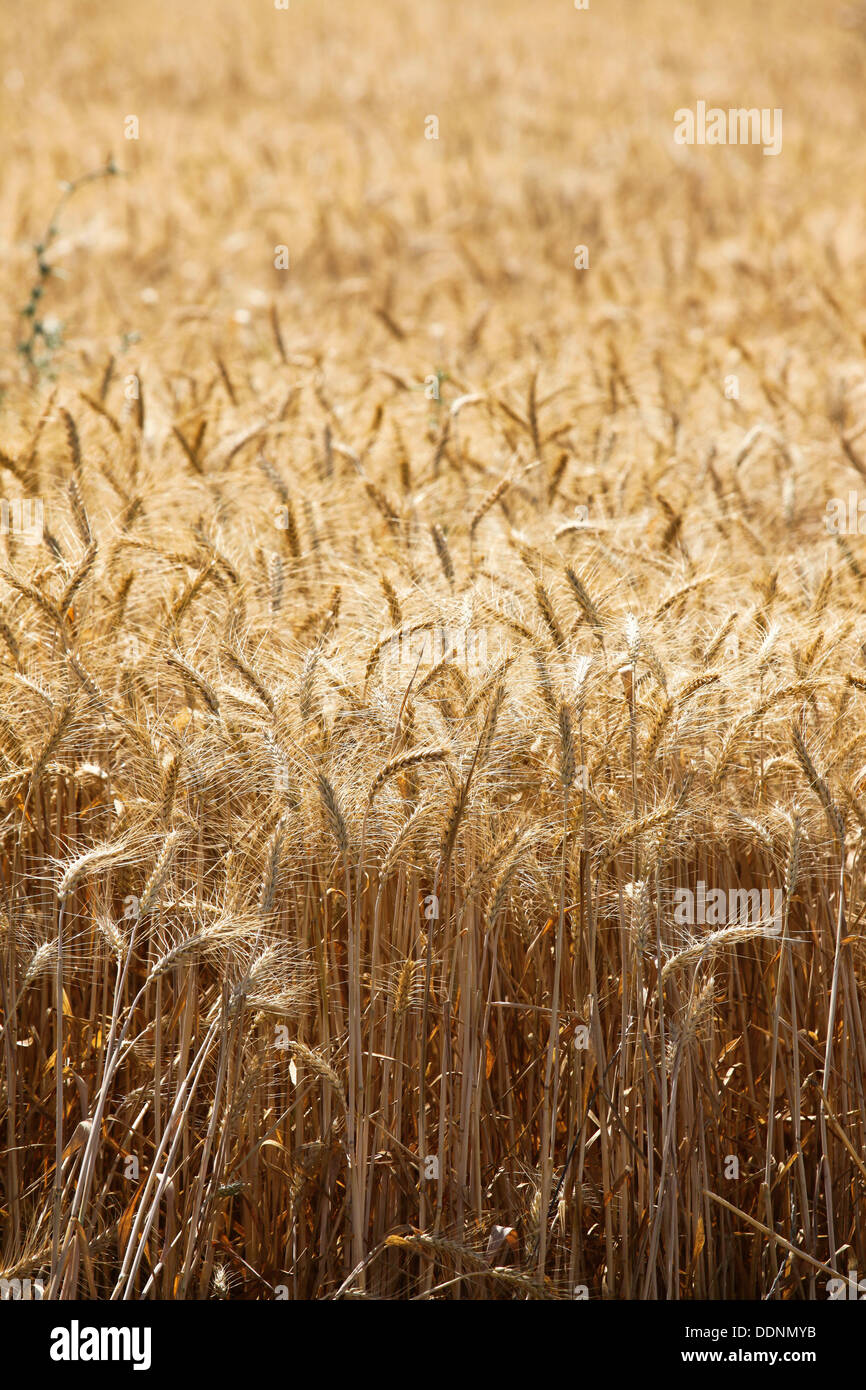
[2,0,866,1301]
[0,362,864,1300]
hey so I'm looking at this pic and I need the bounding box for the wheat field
[2,0,866,1301]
